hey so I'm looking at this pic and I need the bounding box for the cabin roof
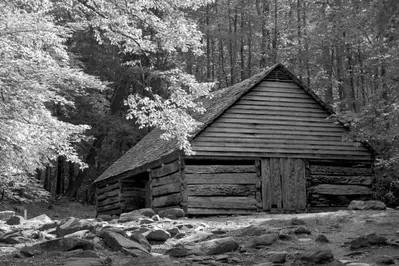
[93,63,338,184]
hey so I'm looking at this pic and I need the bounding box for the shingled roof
[93,63,334,184]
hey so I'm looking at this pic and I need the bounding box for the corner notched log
[308,184,373,195]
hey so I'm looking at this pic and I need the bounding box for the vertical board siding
[192,81,372,161]
[261,158,306,212]
[186,163,258,215]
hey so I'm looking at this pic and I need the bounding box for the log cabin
[93,63,375,216]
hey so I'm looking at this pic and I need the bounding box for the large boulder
[157,208,185,219]
[198,237,239,255]
[55,217,98,237]
[144,229,171,242]
[6,215,25,225]
[350,233,387,250]
[39,237,95,252]
[98,230,150,257]
[119,209,155,223]
[348,200,386,210]
[251,234,278,248]
[0,211,15,221]
[300,248,334,264]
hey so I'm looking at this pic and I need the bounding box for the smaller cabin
[93,63,375,216]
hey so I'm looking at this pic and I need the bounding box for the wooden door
[261,158,307,212]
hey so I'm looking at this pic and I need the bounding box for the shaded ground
[0,199,398,266]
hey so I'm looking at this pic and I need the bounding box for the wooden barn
[93,63,375,216]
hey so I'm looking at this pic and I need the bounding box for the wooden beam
[188,196,257,209]
[187,208,254,216]
[98,182,119,194]
[152,172,181,187]
[308,184,373,195]
[185,165,256,174]
[152,193,182,208]
[187,184,256,197]
[186,173,258,185]
[97,197,120,208]
[150,160,180,178]
[310,165,372,176]
[152,182,181,197]
[97,190,118,201]
[310,175,374,186]
[97,202,121,213]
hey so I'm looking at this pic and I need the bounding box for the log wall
[150,158,184,212]
[191,80,373,162]
[185,163,260,215]
[120,174,147,213]
[307,161,374,209]
[96,180,121,216]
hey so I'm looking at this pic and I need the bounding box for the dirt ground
[1,199,399,265]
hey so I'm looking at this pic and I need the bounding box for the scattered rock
[63,258,103,266]
[166,227,180,237]
[211,228,227,235]
[96,214,113,221]
[316,234,330,243]
[350,233,387,250]
[6,215,25,225]
[348,200,386,210]
[64,229,90,238]
[291,217,306,225]
[164,247,190,257]
[294,226,311,235]
[99,230,150,256]
[0,211,15,221]
[28,214,53,226]
[251,234,277,248]
[158,208,185,219]
[0,246,18,255]
[55,217,97,237]
[129,231,151,252]
[300,248,334,264]
[240,225,266,237]
[374,255,395,265]
[367,233,387,245]
[199,237,239,255]
[39,237,95,252]
[121,256,175,266]
[144,229,171,242]
[174,232,186,239]
[268,251,287,263]
[346,264,372,266]
[139,218,155,225]
[151,215,161,222]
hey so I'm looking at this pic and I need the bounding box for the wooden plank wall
[185,163,260,215]
[150,158,183,212]
[192,80,373,162]
[261,158,307,212]
[96,180,121,216]
[307,162,374,209]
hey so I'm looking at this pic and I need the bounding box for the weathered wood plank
[150,160,180,178]
[308,184,373,195]
[310,165,372,176]
[122,190,146,197]
[152,172,181,187]
[261,159,271,211]
[97,197,120,208]
[243,95,318,104]
[227,108,327,118]
[192,151,373,162]
[152,182,181,197]
[310,175,374,186]
[188,196,257,209]
[199,130,345,139]
[271,158,282,210]
[98,182,119,194]
[231,104,327,113]
[296,159,307,210]
[194,142,369,153]
[97,190,118,201]
[223,113,329,123]
[187,208,255,216]
[248,91,312,98]
[153,205,182,213]
[259,81,303,88]
[192,146,371,157]
[216,117,339,128]
[184,165,256,174]
[187,184,257,196]
[97,202,121,213]
[194,137,361,148]
[152,193,181,207]
[238,99,321,108]
[186,173,258,185]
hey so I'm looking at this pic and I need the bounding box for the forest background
[1,0,399,206]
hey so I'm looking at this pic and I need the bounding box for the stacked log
[96,180,121,216]
[185,164,259,215]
